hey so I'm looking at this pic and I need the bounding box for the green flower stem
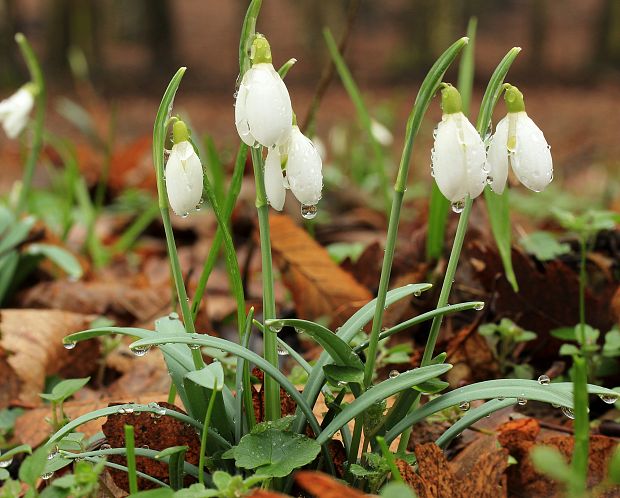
[578,238,587,346]
[251,147,280,421]
[152,67,204,370]
[385,47,522,452]
[15,33,45,216]
[198,385,218,485]
[420,199,473,367]
[124,425,138,494]
[347,38,468,463]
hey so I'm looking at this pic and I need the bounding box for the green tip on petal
[503,83,525,113]
[172,120,190,144]
[250,34,272,65]
[440,84,462,114]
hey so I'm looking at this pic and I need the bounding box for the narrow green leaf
[317,364,451,444]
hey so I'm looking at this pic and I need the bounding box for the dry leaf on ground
[0,309,98,406]
[14,392,174,448]
[102,401,200,491]
[295,471,368,497]
[269,214,372,323]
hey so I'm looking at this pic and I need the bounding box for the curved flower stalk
[0,85,35,139]
[165,120,204,217]
[431,84,487,211]
[264,124,323,218]
[235,34,292,148]
[487,83,553,193]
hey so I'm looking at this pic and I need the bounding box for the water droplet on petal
[451,199,465,214]
[389,370,399,379]
[459,401,470,411]
[301,204,318,219]
[561,406,575,419]
[181,212,189,218]
[537,375,550,385]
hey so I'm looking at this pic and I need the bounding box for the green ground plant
[0,1,617,497]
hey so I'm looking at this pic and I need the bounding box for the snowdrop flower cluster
[0,86,34,139]
[431,83,552,211]
[235,34,322,219]
[165,120,204,217]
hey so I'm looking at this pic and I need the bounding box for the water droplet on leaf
[459,401,470,411]
[537,375,550,385]
[389,370,399,379]
[561,406,575,419]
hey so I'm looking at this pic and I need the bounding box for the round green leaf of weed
[40,377,90,403]
[231,428,320,477]
[185,362,224,391]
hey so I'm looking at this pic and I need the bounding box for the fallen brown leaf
[295,471,368,497]
[0,309,98,406]
[269,214,372,322]
[102,401,200,491]
[497,418,620,497]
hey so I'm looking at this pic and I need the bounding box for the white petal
[370,119,393,146]
[165,142,204,216]
[234,78,255,146]
[0,88,34,139]
[286,126,323,206]
[431,115,469,203]
[264,147,286,211]
[432,113,487,202]
[512,112,553,192]
[243,64,292,147]
[460,116,487,199]
[486,115,510,194]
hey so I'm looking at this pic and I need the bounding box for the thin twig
[301,0,361,135]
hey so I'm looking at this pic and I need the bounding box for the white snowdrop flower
[285,125,323,215]
[235,34,292,148]
[431,85,487,209]
[487,84,553,194]
[264,146,286,211]
[165,120,203,217]
[0,86,34,139]
[370,119,393,147]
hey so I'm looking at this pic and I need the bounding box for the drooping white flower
[165,121,203,217]
[235,35,292,148]
[285,126,323,209]
[431,85,487,206]
[264,146,286,211]
[0,87,34,139]
[370,119,393,147]
[487,85,553,194]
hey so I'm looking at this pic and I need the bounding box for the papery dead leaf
[0,309,98,406]
[295,471,368,497]
[269,214,372,322]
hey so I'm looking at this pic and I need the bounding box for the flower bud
[431,85,487,206]
[234,35,293,148]
[165,121,204,217]
[264,146,286,211]
[0,86,34,139]
[487,84,553,193]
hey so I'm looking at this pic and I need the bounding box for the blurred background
[1,0,619,202]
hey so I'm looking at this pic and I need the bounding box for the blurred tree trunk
[144,0,174,75]
[529,0,548,73]
[0,0,21,86]
[594,0,620,71]
[46,0,101,81]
